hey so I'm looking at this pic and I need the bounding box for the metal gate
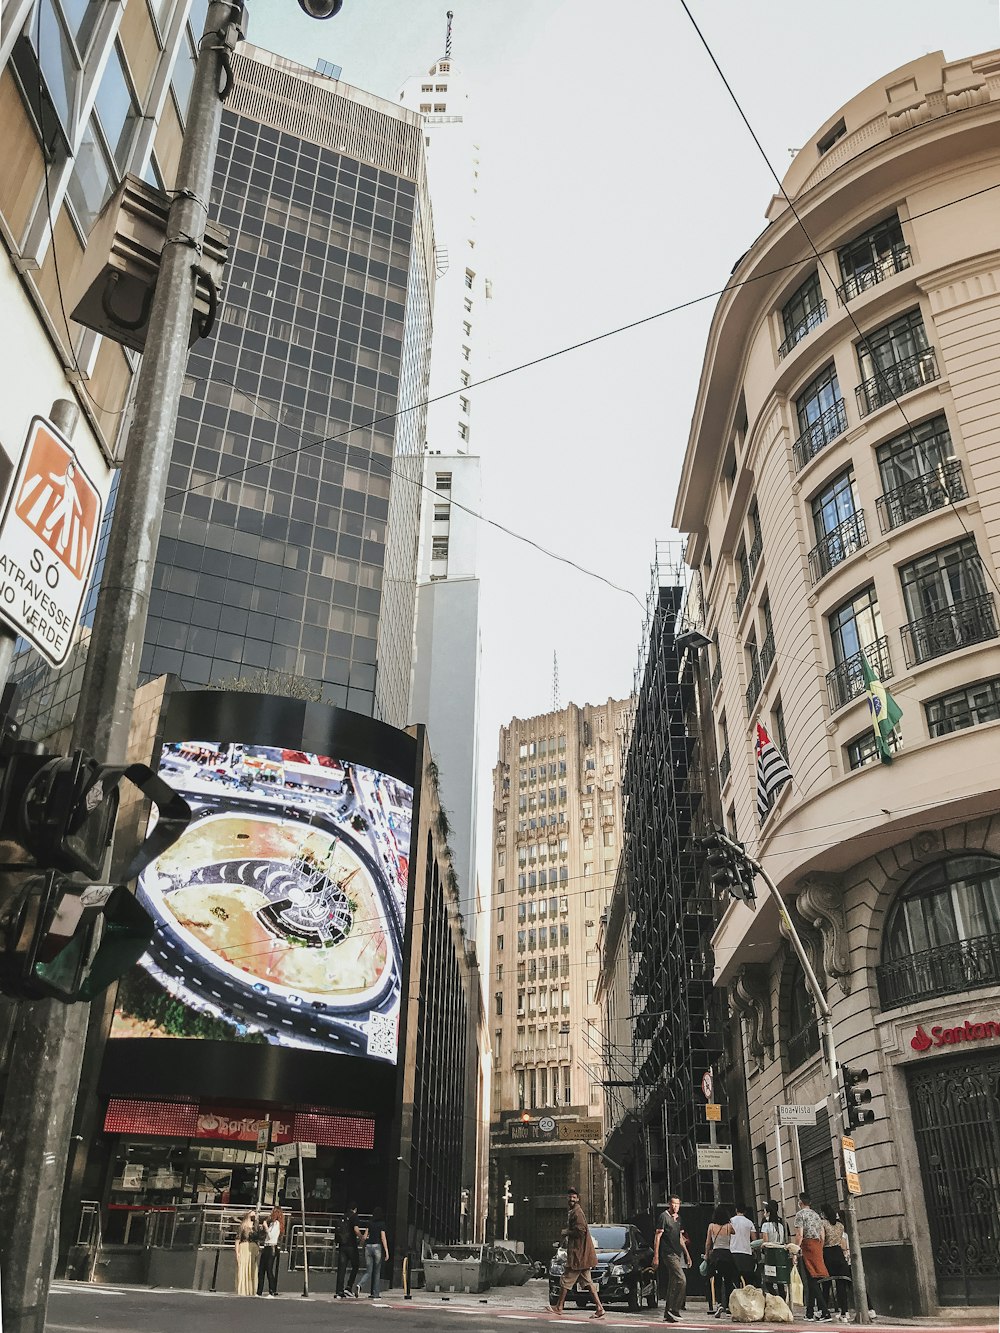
[907,1051,1000,1305]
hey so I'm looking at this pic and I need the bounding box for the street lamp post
[0,5,346,1332]
[708,830,871,1325]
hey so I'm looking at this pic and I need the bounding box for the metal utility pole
[0,8,242,1331]
[712,830,871,1324]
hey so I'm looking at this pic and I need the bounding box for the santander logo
[911,1019,1000,1052]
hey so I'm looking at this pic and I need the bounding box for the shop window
[877,855,1000,1009]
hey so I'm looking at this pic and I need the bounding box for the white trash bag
[729,1284,766,1322]
[764,1292,794,1323]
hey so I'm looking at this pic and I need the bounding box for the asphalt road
[44,1283,997,1333]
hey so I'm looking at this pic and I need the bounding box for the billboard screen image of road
[110,741,413,1063]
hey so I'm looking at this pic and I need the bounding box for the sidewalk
[401,1283,997,1329]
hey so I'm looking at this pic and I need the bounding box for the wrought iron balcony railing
[826,635,893,713]
[876,458,967,534]
[855,347,939,417]
[836,245,912,303]
[792,397,848,471]
[745,662,764,717]
[777,300,828,360]
[711,657,722,694]
[735,566,751,616]
[900,592,998,668]
[808,510,868,584]
[759,630,775,679]
[748,530,763,576]
[719,743,731,786]
[877,932,1000,1009]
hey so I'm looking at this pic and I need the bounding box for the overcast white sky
[253,0,998,881]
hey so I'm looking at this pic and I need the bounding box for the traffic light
[842,1064,875,1129]
[0,723,190,1002]
[696,831,757,908]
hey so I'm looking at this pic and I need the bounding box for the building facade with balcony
[673,48,1000,1316]
[488,698,628,1256]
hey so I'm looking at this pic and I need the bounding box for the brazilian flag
[860,654,903,764]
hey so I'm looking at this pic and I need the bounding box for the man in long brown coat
[548,1187,605,1318]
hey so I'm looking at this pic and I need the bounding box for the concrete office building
[15,39,433,736]
[489,699,629,1256]
[674,48,1000,1314]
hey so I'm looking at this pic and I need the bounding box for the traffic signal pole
[711,830,871,1325]
[0,8,242,1330]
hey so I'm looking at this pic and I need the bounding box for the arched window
[784,962,820,1070]
[878,854,1000,1007]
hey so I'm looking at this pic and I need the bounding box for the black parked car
[548,1223,656,1310]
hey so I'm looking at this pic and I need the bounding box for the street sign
[842,1137,862,1196]
[256,1121,270,1150]
[538,1116,557,1138]
[0,415,105,666]
[696,1144,733,1171]
[701,1071,713,1101]
[778,1103,817,1126]
[274,1141,317,1164]
[705,1103,722,1122]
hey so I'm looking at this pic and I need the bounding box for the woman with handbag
[820,1203,851,1317]
[703,1204,738,1318]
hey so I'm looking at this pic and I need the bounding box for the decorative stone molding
[796,873,851,995]
[779,902,824,991]
[731,964,774,1072]
[913,829,941,859]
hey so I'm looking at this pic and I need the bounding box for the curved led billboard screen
[111,739,413,1064]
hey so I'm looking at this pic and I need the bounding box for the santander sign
[910,1019,1000,1052]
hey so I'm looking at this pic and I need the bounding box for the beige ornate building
[674,48,1000,1315]
[488,698,629,1255]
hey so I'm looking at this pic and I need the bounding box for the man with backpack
[335,1202,366,1298]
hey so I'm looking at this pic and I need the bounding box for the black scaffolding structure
[615,550,733,1233]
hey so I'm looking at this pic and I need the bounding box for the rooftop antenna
[552,651,561,713]
[445,9,454,59]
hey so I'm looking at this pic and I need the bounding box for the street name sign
[696,1144,733,1171]
[274,1141,317,1164]
[778,1103,817,1126]
[0,415,104,665]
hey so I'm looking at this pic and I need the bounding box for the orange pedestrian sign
[0,416,105,666]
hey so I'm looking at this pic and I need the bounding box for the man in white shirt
[728,1204,758,1285]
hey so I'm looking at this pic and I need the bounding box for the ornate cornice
[730,964,774,1073]
[796,872,851,996]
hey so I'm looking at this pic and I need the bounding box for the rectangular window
[847,730,900,770]
[838,213,908,299]
[587,979,597,1005]
[461,345,471,361]
[496,934,503,952]
[779,270,825,357]
[827,585,889,711]
[497,906,505,922]
[496,963,503,981]
[433,502,450,521]
[435,472,452,492]
[458,422,469,442]
[857,307,928,381]
[794,363,845,468]
[899,538,994,666]
[926,676,1000,738]
[495,992,502,1016]
[460,396,470,414]
[464,268,475,289]
[809,470,865,581]
[431,536,449,561]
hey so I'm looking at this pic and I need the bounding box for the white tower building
[400,14,489,939]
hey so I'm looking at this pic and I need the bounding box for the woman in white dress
[235,1210,260,1295]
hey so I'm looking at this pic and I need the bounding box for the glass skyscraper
[15,44,431,735]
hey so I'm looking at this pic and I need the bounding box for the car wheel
[627,1282,640,1311]
[646,1283,658,1308]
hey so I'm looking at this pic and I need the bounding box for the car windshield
[590,1226,629,1250]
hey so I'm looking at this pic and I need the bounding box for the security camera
[298,0,344,16]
